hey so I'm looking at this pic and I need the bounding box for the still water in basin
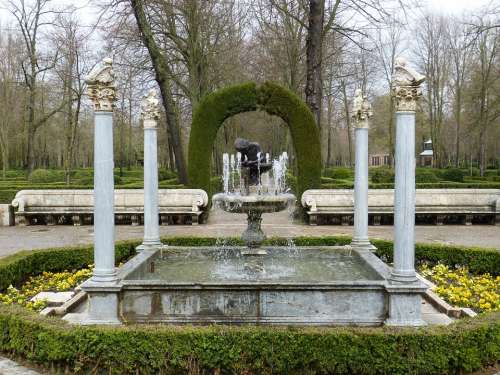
[128,247,382,283]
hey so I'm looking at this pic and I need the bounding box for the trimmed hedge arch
[188,82,321,197]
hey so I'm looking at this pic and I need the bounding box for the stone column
[137,89,162,251]
[351,89,375,251]
[88,58,117,283]
[390,57,425,283]
[64,58,121,325]
[386,57,427,326]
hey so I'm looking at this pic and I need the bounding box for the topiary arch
[188,81,321,198]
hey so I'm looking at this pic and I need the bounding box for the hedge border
[0,237,498,374]
[0,305,498,375]
[187,82,322,198]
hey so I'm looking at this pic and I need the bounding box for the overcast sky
[426,0,497,14]
[1,0,498,24]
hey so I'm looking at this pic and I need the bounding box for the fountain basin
[212,193,296,214]
[104,246,426,326]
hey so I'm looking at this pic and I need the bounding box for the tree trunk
[341,81,352,166]
[130,0,188,184]
[305,0,324,129]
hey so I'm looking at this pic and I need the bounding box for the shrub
[442,168,465,182]
[0,305,497,375]
[71,169,93,180]
[158,169,177,181]
[415,169,440,183]
[467,167,481,177]
[29,169,63,183]
[0,241,137,292]
[210,176,222,193]
[323,167,353,179]
[371,167,395,183]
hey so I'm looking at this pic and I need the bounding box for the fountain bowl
[212,192,296,214]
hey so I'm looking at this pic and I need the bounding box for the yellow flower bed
[0,266,93,311]
[420,263,500,312]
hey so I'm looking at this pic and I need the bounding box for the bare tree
[445,16,474,167]
[374,17,404,164]
[53,13,90,184]
[4,0,68,174]
[415,13,450,167]
[129,0,188,183]
[467,20,500,175]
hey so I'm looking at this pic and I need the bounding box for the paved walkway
[0,357,44,375]
[0,211,499,257]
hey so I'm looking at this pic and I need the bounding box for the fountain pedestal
[242,210,266,249]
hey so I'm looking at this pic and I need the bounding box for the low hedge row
[0,241,138,292]
[0,304,497,375]
[0,237,498,374]
[1,236,498,293]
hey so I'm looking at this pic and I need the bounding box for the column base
[91,269,118,283]
[64,282,121,325]
[390,269,418,283]
[350,238,377,252]
[136,240,164,252]
[385,281,427,327]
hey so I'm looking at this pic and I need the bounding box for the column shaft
[352,127,370,248]
[93,111,116,282]
[142,124,161,246]
[392,111,416,281]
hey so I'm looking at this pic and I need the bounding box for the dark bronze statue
[234,138,271,187]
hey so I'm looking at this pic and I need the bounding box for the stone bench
[301,189,500,226]
[11,189,208,226]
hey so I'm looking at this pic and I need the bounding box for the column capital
[391,57,425,112]
[352,89,372,129]
[86,58,116,112]
[141,89,160,126]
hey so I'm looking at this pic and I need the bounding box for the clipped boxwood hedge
[0,237,499,374]
[188,82,321,198]
[0,304,498,375]
[0,241,138,292]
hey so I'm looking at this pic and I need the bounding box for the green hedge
[0,241,138,292]
[188,82,321,198]
[0,237,499,374]
[0,305,497,375]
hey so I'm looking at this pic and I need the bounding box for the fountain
[65,139,426,326]
[64,139,425,326]
[213,138,295,255]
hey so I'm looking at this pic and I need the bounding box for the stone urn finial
[141,89,160,125]
[391,57,425,112]
[86,58,116,111]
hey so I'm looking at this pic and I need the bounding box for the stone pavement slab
[0,357,44,375]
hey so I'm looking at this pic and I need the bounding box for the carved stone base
[385,283,427,327]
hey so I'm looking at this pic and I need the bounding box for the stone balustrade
[301,189,500,226]
[11,189,208,226]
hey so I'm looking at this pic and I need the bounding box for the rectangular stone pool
[115,246,418,326]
